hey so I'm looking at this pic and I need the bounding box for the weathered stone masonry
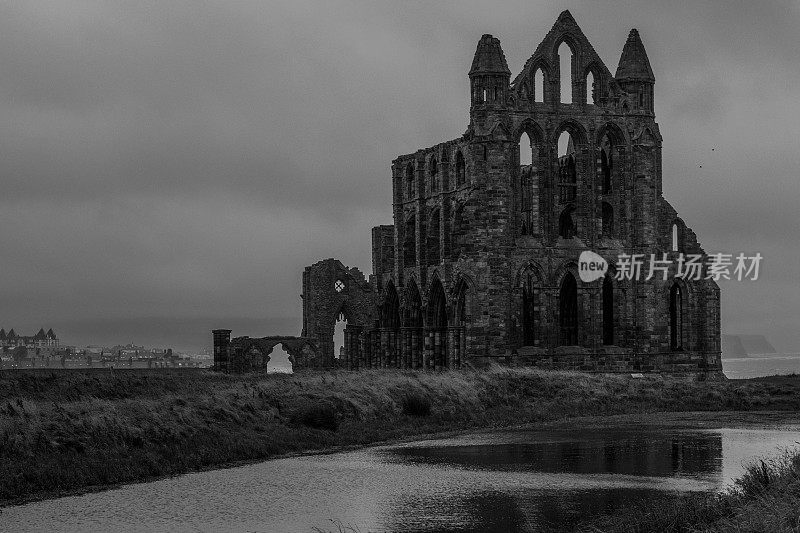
[219,11,722,375]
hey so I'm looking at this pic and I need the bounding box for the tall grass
[1,367,799,506]
[580,450,800,532]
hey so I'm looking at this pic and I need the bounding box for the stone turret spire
[469,34,511,76]
[469,34,511,116]
[615,29,654,82]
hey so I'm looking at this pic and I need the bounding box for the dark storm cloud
[0,1,798,351]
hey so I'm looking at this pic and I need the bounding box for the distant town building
[0,328,59,355]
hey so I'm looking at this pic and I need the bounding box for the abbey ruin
[215,11,721,376]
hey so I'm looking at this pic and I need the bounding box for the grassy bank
[2,368,800,507]
[582,449,800,532]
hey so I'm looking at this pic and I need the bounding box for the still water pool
[3,414,800,532]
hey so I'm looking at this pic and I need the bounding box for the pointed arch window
[405,163,415,200]
[558,131,577,202]
[671,222,685,253]
[534,68,544,103]
[672,224,679,252]
[404,282,423,328]
[559,206,576,239]
[429,280,447,329]
[453,280,468,327]
[519,132,537,236]
[380,283,401,330]
[602,277,614,345]
[519,132,533,166]
[428,279,449,369]
[601,202,614,238]
[455,151,466,186]
[520,164,535,235]
[586,71,595,104]
[600,134,613,193]
[558,42,574,104]
[559,273,578,346]
[670,283,684,350]
[522,272,539,346]
[440,151,450,190]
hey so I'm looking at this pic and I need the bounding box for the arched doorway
[267,344,293,374]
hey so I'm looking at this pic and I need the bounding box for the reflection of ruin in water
[387,430,724,478]
[382,430,724,531]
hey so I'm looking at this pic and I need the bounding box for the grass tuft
[292,403,339,432]
[400,392,432,417]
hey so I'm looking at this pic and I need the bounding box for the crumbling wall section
[301,258,376,366]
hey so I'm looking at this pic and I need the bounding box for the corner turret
[615,29,655,113]
[469,34,511,113]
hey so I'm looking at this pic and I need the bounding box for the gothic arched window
[602,277,614,345]
[600,134,613,194]
[559,273,578,345]
[534,68,544,103]
[558,131,577,202]
[429,157,438,192]
[559,206,576,239]
[670,283,684,350]
[558,42,574,104]
[522,273,539,346]
[405,163,415,200]
[455,151,466,186]
[602,203,614,237]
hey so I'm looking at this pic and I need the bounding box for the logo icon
[578,251,608,282]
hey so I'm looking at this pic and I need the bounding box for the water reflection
[387,430,723,479]
[3,425,799,533]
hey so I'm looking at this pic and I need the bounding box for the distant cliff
[722,334,777,358]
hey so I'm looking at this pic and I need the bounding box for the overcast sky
[1,1,798,351]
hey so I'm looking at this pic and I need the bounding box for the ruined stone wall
[301,258,376,366]
[212,330,322,372]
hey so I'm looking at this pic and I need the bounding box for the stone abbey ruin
[214,11,721,376]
